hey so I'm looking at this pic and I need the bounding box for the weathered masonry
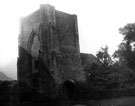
[17,4,86,97]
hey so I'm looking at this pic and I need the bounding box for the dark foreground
[85,96,135,106]
[5,96,135,106]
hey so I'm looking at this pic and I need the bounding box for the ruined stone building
[17,4,100,98]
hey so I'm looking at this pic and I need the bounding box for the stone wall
[17,4,86,96]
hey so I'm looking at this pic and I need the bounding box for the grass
[85,96,135,106]
[9,96,135,106]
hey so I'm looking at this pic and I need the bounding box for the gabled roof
[80,53,103,70]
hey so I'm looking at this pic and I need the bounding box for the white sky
[0,0,135,79]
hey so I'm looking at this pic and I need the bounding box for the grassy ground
[84,96,135,106]
[8,96,135,106]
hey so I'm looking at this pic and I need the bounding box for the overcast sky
[0,0,135,79]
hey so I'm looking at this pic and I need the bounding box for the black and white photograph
[1,0,135,106]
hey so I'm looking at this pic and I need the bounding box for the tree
[96,45,113,67]
[119,23,135,42]
[114,23,135,70]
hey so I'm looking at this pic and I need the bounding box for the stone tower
[17,4,86,96]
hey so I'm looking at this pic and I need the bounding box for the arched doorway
[62,80,78,100]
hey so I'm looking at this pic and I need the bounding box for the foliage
[119,23,135,42]
[0,81,11,105]
[96,45,113,67]
[114,23,135,70]
[86,42,135,99]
